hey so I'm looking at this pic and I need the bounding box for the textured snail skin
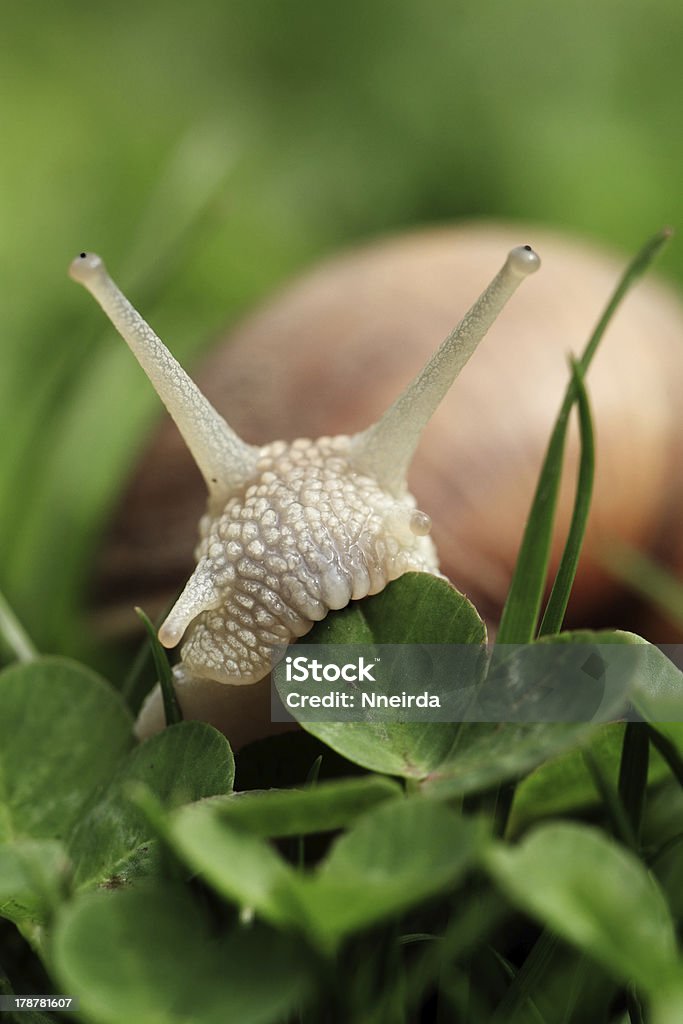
[70,242,538,703]
[165,436,438,685]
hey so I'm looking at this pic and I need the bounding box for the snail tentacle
[69,252,260,505]
[350,244,540,493]
[157,558,221,648]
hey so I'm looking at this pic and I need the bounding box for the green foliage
[0,657,233,941]
[206,775,402,837]
[485,823,683,997]
[164,796,487,953]
[68,722,234,890]
[3,598,682,1021]
[509,723,669,835]
[0,659,133,844]
[293,574,489,780]
[498,227,671,644]
[289,574,682,804]
[0,841,67,927]
[53,886,311,1024]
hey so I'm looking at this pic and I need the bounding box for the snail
[80,223,683,746]
[70,240,540,742]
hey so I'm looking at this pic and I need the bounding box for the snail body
[70,242,539,714]
[157,432,439,686]
[77,224,683,744]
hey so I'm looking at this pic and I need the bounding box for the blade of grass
[618,723,650,843]
[493,780,518,839]
[399,934,438,946]
[489,942,552,1024]
[497,228,672,644]
[306,755,323,787]
[488,362,594,852]
[135,606,183,726]
[538,358,595,637]
[647,726,683,790]
[495,404,569,643]
[650,833,683,869]
[121,634,154,706]
[297,755,324,869]
[604,544,683,630]
[0,587,38,663]
[583,751,639,851]
[123,594,178,710]
[405,890,505,1015]
[491,930,558,1024]
[626,982,645,1024]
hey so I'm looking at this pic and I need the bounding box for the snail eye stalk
[69,252,260,505]
[351,245,540,492]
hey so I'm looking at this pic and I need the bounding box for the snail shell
[94,222,683,648]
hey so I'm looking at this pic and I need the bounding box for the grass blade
[618,723,649,843]
[583,751,638,851]
[0,587,38,663]
[135,606,183,726]
[497,228,672,644]
[495,405,569,643]
[577,227,673,369]
[538,357,595,637]
[605,544,683,630]
[626,982,646,1024]
[647,726,683,790]
[491,930,558,1023]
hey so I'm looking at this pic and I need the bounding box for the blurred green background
[1,0,682,660]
